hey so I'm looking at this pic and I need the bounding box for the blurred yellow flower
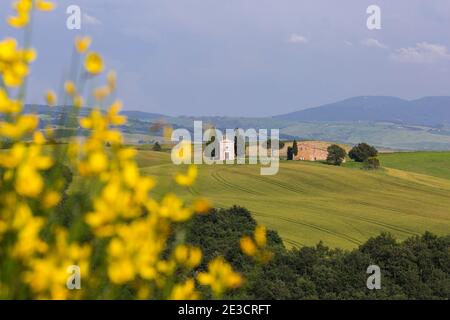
[42,191,61,209]
[157,193,193,222]
[0,88,22,113]
[23,228,91,300]
[93,86,110,101]
[239,225,273,263]
[85,52,104,74]
[254,225,267,247]
[87,151,108,173]
[174,245,202,268]
[197,257,241,297]
[170,279,199,300]
[175,165,197,186]
[240,236,256,256]
[0,38,18,61]
[108,101,127,125]
[74,95,84,108]
[22,48,37,63]
[3,63,28,87]
[15,165,44,197]
[0,38,35,87]
[8,14,29,28]
[64,81,76,96]
[163,126,173,140]
[45,90,57,106]
[0,114,39,139]
[35,0,55,11]
[192,198,211,214]
[11,203,48,257]
[33,131,45,144]
[75,36,91,54]
[108,259,136,284]
[13,0,32,13]
[0,2,247,300]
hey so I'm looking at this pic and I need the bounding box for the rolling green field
[379,152,450,180]
[137,150,450,250]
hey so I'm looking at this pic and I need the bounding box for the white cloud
[82,13,101,25]
[390,42,450,64]
[344,40,353,46]
[288,34,308,44]
[362,38,388,49]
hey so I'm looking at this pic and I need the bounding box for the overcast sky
[1,0,450,116]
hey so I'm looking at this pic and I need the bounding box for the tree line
[186,206,450,300]
[327,142,380,169]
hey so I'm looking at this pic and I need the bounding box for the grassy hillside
[138,151,450,250]
[379,152,450,180]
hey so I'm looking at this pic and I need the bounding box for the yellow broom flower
[35,0,55,11]
[240,236,257,256]
[64,81,76,96]
[192,198,211,214]
[45,90,57,106]
[74,95,84,108]
[85,52,104,74]
[254,225,267,247]
[75,36,91,54]
[197,257,241,296]
[175,165,197,186]
[93,86,110,101]
[8,13,29,28]
[170,279,199,300]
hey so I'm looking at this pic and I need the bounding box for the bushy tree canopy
[152,141,162,151]
[363,157,381,170]
[326,144,347,166]
[349,143,378,162]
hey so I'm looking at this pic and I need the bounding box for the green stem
[17,8,35,102]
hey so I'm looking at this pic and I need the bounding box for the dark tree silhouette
[349,143,378,162]
[326,144,347,166]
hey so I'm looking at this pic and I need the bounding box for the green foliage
[0,140,13,149]
[326,144,347,166]
[349,143,378,162]
[187,206,450,300]
[152,142,162,151]
[206,136,216,158]
[363,157,380,170]
[287,146,294,160]
[292,140,298,156]
[234,131,245,157]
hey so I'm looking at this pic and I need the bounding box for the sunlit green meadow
[135,150,450,250]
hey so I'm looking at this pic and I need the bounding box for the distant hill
[27,96,450,128]
[274,96,450,127]
[121,110,167,121]
[23,96,450,150]
[24,105,166,119]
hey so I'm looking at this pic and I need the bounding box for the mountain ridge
[25,95,450,127]
[273,96,450,127]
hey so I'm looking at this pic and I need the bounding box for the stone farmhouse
[294,141,329,161]
[281,141,350,161]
